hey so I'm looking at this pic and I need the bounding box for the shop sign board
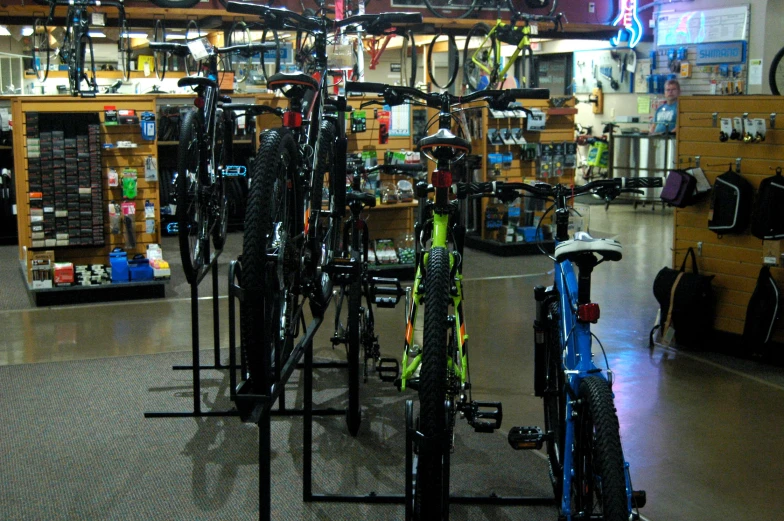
[695,41,746,65]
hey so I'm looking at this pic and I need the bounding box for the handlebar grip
[346,81,387,94]
[505,88,550,100]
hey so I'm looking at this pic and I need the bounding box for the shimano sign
[695,41,746,65]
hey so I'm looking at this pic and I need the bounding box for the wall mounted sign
[694,41,746,65]
[656,5,749,46]
[611,0,644,48]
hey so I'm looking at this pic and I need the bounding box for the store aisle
[1,203,784,520]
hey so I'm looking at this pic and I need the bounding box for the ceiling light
[0,26,11,36]
[166,33,186,40]
[88,31,106,38]
[122,32,149,39]
[21,27,34,37]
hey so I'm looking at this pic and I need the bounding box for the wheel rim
[182,132,203,271]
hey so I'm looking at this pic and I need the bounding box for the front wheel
[571,376,628,521]
[177,109,208,283]
[414,246,452,520]
[241,128,300,390]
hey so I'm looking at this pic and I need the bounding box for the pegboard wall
[573,49,638,95]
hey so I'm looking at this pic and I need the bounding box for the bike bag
[742,265,781,359]
[708,169,752,235]
[751,169,784,240]
[651,247,715,349]
[660,169,697,208]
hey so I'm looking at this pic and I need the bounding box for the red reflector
[432,170,452,188]
[578,303,600,323]
[283,111,303,128]
[193,97,205,109]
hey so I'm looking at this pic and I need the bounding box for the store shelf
[24,71,186,81]
[25,276,167,307]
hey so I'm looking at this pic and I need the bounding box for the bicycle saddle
[178,76,219,90]
[554,232,622,263]
[346,191,376,208]
[267,72,319,94]
[418,128,471,155]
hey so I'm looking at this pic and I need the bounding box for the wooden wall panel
[675,95,784,342]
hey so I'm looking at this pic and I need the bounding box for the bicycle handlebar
[148,42,190,56]
[457,177,663,202]
[366,163,427,176]
[345,82,549,109]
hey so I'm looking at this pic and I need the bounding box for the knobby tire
[415,246,451,520]
[176,109,207,283]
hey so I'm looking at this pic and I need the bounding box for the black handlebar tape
[505,88,550,100]
[346,81,387,94]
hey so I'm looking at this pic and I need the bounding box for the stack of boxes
[26,113,104,248]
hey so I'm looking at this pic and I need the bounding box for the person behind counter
[649,79,680,134]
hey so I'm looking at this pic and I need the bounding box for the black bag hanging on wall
[651,247,715,349]
[743,265,781,358]
[750,168,784,240]
[708,168,752,235]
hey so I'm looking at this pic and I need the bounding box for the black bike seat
[347,191,376,208]
[418,128,471,154]
[178,76,219,90]
[267,72,319,92]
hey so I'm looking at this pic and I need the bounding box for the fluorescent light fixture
[0,26,11,36]
[122,32,149,39]
[166,33,186,40]
[22,27,34,37]
[185,30,201,40]
[88,31,106,38]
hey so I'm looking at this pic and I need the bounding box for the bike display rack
[145,247,240,419]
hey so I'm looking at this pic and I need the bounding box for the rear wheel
[572,376,628,521]
[211,109,232,251]
[414,246,451,520]
[241,129,300,389]
[463,23,497,91]
[177,109,208,283]
[32,19,51,82]
[346,272,362,436]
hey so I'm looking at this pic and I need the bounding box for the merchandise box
[27,249,55,287]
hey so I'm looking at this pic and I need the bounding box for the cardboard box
[28,250,55,288]
[54,262,74,286]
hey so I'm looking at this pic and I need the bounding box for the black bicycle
[225,3,422,426]
[32,0,131,96]
[424,0,557,20]
[149,38,276,284]
[329,159,412,435]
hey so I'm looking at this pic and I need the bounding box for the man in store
[649,79,681,134]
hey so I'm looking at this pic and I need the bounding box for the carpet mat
[0,350,556,520]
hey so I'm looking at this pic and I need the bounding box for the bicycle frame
[471,20,531,85]
[400,210,468,391]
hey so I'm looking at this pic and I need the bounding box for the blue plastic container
[517,226,543,242]
[110,248,129,283]
[129,256,154,282]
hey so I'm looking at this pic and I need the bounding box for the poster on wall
[656,5,749,46]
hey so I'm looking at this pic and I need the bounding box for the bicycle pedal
[376,357,399,382]
[222,165,247,177]
[371,276,405,308]
[468,401,503,433]
[632,489,647,509]
[507,426,545,450]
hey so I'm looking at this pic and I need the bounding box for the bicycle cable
[590,331,612,378]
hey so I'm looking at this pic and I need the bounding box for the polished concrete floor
[2,203,784,520]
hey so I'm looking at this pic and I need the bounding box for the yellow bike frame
[470,20,531,87]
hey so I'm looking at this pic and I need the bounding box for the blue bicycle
[464,178,656,521]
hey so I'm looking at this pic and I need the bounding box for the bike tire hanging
[32,19,51,83]
[463,23,497,91]
[422,0,478,19]
[153,20,167,81]
[400,30,418,88]
[427,33,459,90]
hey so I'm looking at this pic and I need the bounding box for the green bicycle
[464,11,563,91]
[347,81,549,520]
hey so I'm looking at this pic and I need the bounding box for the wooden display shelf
[25,70,186,81]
